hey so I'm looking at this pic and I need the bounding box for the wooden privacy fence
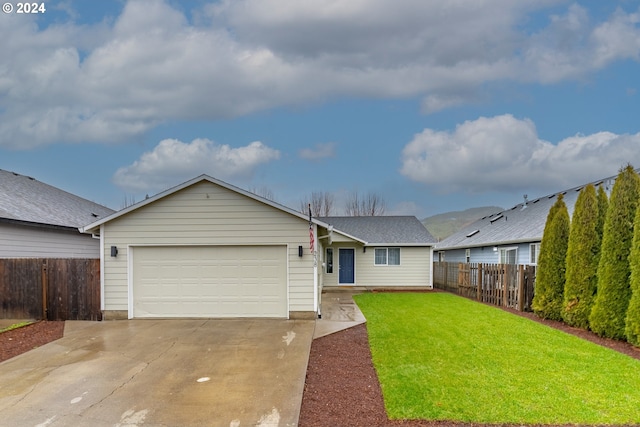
[433,262,536,311]
[0,258,101,321]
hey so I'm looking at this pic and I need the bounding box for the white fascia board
[323,227,368,245]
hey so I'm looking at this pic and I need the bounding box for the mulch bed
[0,321,65,363]
[299,302,640,427]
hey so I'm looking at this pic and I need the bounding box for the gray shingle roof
[318,216,436,245]
[0,170,115,229]
[435,175,617,250]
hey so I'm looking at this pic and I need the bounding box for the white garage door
[132,246,288,318]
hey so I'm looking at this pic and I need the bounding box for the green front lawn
[354,292,640,425]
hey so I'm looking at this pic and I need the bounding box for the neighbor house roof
[319,216,436,246]
[435,174,619,251]
[0,169,115,230]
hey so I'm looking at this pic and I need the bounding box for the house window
[375,248,387,265]
[438,251,445,262]
[499,247,517,264]
[465,249,471,263]
[530,243,540,265]
[389,248,400,265]
[326,248,333,273]
[374,248,400,265]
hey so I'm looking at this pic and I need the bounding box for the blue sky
[1,0,640,218]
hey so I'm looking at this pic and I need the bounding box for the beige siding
[0,223,100,258]
[102,181,315,313]
[322,242,432,288]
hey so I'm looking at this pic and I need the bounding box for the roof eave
[365,242,435,247]
[436,237,541,250]
[1,217,82,233]
[317,225,368,245]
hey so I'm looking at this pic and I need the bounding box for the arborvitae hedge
[625,205,640,346]
[562,185,600,328]
[532,194,570,321]
[597,185,608,242]
[589,165,640,339]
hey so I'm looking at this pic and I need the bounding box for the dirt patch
[299,303,640,427]
[0,321,65,363]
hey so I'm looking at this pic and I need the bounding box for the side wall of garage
[100,181,316,318]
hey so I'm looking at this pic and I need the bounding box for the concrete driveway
[0,319,314,427]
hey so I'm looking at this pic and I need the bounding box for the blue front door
[339,248,355,284]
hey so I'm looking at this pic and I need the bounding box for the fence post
[517,265,525,311]
[502,265,508,307]
[41,260,48,320]
[443,262,447,288]
[477,263,483,302]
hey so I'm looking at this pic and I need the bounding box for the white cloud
[298,142,336,161]
[400,114,640,194]
[1,0,640,147]
[113,138,280,193]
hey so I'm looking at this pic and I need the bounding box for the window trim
[374,247,401,266]
[529,243,540,265]
[498,246,518,265]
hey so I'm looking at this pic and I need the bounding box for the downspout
[100,225,105,312]
[313,223,319,318]
[316,225,333,319]
[429,245,434,288]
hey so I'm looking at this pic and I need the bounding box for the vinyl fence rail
[433,262,536,312]
[0,258,101,321]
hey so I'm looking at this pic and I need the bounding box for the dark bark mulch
[0,321,65,363]
[299,305,640,427]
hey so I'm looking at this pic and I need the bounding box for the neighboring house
[435,175,616,266]
[0,169,114,258]
[318,216,436,289]
[80,175,435,320]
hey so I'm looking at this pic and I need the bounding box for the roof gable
[0,169,114,229]
[81,174,331,233]
[319,216,436,245]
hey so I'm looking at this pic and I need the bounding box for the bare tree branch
[345,191,386,216]
[300,191,335,216]
[248,185,276,201]
[121,194,137,209]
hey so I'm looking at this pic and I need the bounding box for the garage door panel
[133,246,287,318]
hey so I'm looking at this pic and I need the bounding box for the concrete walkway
[314,291,367,339]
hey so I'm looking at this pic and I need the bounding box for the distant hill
[422,206,503,241]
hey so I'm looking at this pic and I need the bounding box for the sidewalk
[314,291,367,338]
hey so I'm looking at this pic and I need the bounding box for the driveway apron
[0,319,314,427]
